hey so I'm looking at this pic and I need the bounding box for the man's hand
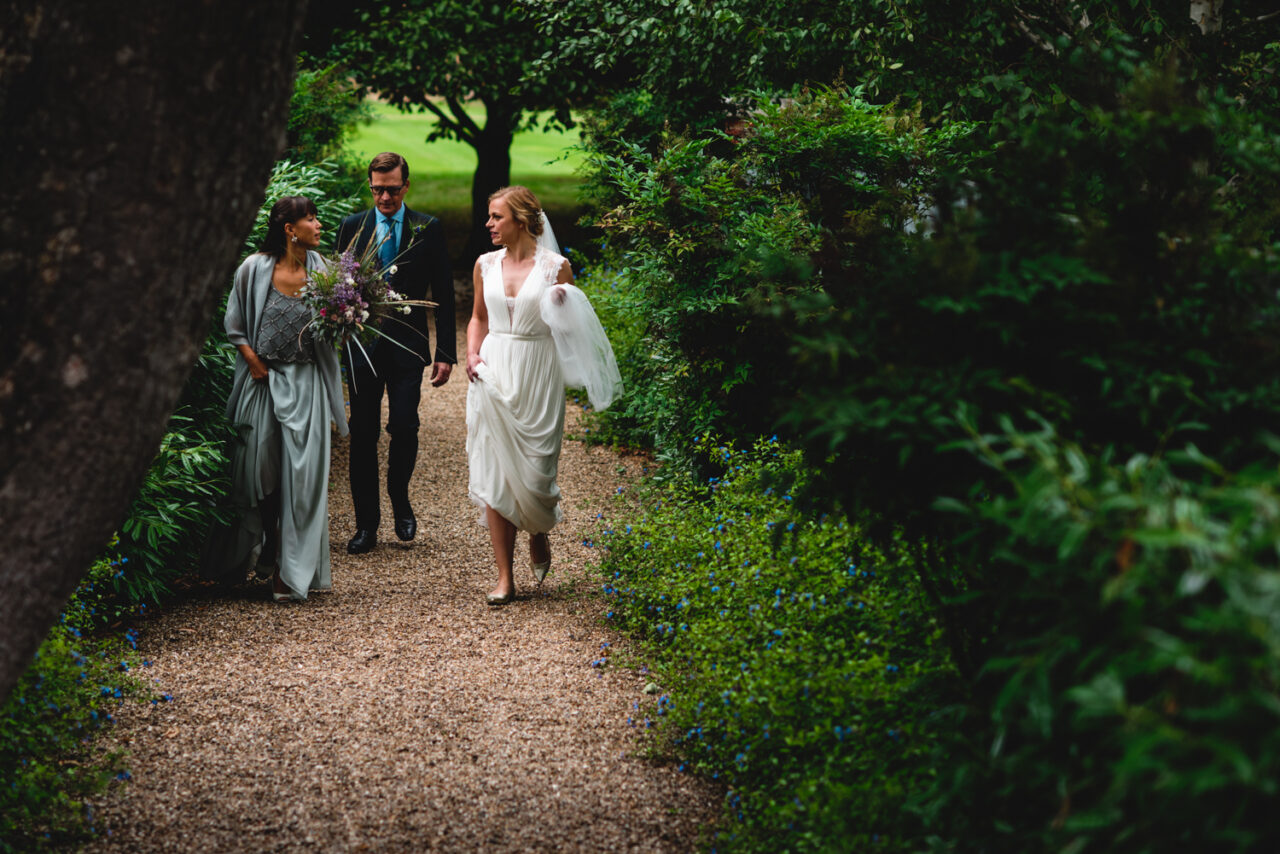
[430,361,453,387]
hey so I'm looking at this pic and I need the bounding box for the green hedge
[582,47,1280,853]
[915,425,1280,852]
[582,87,971,470]
[596,437,955,850]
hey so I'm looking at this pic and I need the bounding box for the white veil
[536,210,560,255]
[536,211,622,410]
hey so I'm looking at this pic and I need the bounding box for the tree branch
[416,97,473,146]
[445,93,484,139]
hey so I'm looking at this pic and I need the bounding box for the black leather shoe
[347,529,376,554]
[394,511,416,542]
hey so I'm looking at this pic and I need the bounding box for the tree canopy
[532,0,1280,127]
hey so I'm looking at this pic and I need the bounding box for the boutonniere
[389,222,426,265]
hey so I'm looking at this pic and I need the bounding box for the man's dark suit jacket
[333,207,456,365]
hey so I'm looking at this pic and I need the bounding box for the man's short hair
[368,152,409,183]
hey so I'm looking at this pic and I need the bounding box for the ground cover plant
[0,555,150,851]
[595,437,955,851]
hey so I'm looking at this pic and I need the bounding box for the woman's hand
[466,352,485,382]
[247,354,270,381]
[238,345,270,381]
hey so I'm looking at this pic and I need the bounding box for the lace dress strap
[533,247,565,286]
[479,249,504,283]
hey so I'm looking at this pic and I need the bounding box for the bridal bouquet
[301,237,435,360]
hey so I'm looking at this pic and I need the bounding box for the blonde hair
[488,185,544,237]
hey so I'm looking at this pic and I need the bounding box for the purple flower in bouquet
[300,228,437,365]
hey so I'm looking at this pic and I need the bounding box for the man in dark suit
[334,151,456,554]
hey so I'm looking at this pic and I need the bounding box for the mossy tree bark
[0,0,307,701]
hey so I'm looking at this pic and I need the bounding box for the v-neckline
[271,257,307,298]
[499,247,540,300]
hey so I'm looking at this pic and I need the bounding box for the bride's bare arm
[549,258,575,304]
[466,257,489,381]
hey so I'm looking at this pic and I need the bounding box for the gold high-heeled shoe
[531,538,551,586]
[531,560,551,586]
[486,590,514,606]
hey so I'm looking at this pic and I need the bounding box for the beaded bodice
[255,288,315,363]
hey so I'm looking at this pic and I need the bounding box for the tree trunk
[0,0,306,701]
[464,103,517,264]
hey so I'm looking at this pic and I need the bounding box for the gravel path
[83,313,721,852]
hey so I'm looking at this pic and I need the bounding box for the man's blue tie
[379,217,397,272]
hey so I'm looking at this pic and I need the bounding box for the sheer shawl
[539,282,622,410]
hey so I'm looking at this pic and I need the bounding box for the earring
[290,234,298,244]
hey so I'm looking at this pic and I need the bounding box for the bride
[465,185,620,605]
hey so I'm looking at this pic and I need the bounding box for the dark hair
[368,151,409,183]
[488,185,543,237]
[260,195,318,258]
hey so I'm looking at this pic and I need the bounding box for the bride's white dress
[466,247,568,533]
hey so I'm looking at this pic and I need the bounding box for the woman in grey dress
[203,196,349,601]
